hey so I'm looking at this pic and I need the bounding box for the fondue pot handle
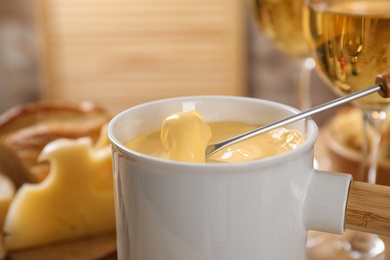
[345,181,390,236]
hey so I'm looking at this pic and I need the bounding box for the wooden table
[6,233,117,260]
[307,230,390,260]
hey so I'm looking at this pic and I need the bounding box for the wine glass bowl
[305,0,390,110]
[248,0,315,110]
[250,0,309,58]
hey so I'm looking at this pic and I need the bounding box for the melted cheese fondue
[125,110,304,163]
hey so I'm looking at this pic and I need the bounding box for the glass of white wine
[248,0,315,110]
[305,0,390,258]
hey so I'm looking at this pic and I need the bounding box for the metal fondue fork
[205,72,390,158]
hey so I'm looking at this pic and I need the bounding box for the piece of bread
[0,101,111,186]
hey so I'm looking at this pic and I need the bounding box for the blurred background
[0,0,338,126]
[3,1,390,259]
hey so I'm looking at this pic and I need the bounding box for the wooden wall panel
[35,0,247,114]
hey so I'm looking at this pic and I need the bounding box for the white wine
[305,1,390,108]
[251,0,309,58]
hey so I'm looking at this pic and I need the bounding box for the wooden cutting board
[34,0,247,115]
[6,233,116,260]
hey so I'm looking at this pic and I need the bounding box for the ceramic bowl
[315,107,390,186]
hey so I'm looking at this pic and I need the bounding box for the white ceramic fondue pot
[107,96,390,260]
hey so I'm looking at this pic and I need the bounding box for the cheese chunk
[3,137,115,250]
[160,110,211,163]
[0,174,14,259]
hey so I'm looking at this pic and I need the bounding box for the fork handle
[345,181,390,236]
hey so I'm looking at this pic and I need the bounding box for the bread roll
[0,101,111,186]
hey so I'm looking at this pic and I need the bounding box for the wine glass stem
[296,57,315,110]
[361,109,385,184]
[346,109,386,259]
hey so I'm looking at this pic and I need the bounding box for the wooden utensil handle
[345,181,390,236]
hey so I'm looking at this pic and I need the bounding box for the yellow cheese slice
[3,137,115,251]
[0,174,14,228]
[0,174,15,259]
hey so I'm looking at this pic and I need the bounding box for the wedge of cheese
[3,137,115,251]
[0,174,15,259]
[0,174,14,227]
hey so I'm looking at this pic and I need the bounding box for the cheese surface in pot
[126,110,304,163]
